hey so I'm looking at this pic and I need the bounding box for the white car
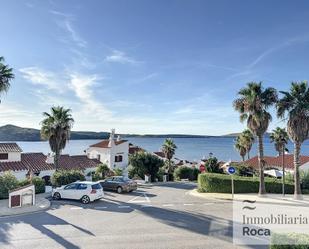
[52,181,104,204]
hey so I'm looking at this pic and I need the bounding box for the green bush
[51,170,85,187]
[114,168,123,176]
[173,166,199,181]
[301,171,309,190]
[156,167,165,182]
[270,233,309,248]
[205,157,223,173]
[198,173,294,194]
[0,172,19,199]
[19,177,45,194]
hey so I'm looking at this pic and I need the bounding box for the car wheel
[53,192,61,200]
[117,187,123,194]
[81,195,90,204]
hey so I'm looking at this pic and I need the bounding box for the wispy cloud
[105,50,140,64]
[19,67,65,92]
[68,73,112,119]
[50,10,87,48]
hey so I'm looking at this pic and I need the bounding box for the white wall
[300,162,309,172]
[86,147,111,166]
[39,170,55,178]
[0,152,21,162]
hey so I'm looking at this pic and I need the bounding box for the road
[0,182,266,249]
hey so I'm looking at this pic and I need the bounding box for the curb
[0,197,51,218]
[189,189,233,201]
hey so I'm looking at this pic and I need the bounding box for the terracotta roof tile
[242,155,309,169]
[90,139,127,148]
[0,153,101,173]
[0,143,22,153]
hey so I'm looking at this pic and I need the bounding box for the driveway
[0,182,267,249]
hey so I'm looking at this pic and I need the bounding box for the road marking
[184,203,194,206]
[204,203,214,206]
[118,205,131,208]
[162,204,174,207]
[141,204,153,208]
[70,207,83,210]
[95,206,107,209]
[128,193,150,203]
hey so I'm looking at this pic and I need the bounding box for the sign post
[227,166,236,199]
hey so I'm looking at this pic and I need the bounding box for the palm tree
[269,127,289,196]
[277,81,309,199]
[0,57,14,101]
[233,82,277,195]
[242,129,255,159]
[234,135,247,161]
[41,106,74,171]
[162,138,177,180]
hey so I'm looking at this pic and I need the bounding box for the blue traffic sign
[228,166,236,175]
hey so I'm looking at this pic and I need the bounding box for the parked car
[52,181,104,204]
[99,176,137,193]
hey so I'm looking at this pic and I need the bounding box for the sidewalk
[0,193,51,217]
[190,189,309,205]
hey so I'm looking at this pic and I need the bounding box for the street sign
[228,166,236,175]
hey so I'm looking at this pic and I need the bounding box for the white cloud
[68,73,112,119]
[105,50,139,64]
[19,67,65,92]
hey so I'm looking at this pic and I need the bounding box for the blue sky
[1,0,309,135]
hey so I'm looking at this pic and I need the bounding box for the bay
[15,137,309,162]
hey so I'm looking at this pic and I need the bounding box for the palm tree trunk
[282,146,285,196]
[294,142,302,199]
[247,151,250,160]
[258,135,266,195]
[55,151,60,171]
[242,155,245,161]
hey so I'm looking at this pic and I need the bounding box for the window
[64,184,78,190]
[77,184,88,190]
[91,183,102,190]
[97,154,101,161]
[0,153,8,160]
[115,155,123,162]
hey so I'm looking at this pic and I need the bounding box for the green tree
[242,129,255,159]
[0,57,14,102]
[233,82,277,195]
[162,138,177,180]
[129,152,164,182]
[41,106,74,171]
[270,127,289,196]
[234,135,247,161]
[277,81,309,199]
[95,164,110,179]
[205,157,223,173]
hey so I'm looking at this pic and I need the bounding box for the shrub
[205,157,223,173]
[114,168,123,176]
[233,163,255,176]
[129,152,164,182]
[173,166,199,181]
[198,173,294,194]
[19,177,45,194]
[95,164,110,179]
[301,171,309,190]
[270,233,309,248]
[0,172,19,199]
[51,170,85,187]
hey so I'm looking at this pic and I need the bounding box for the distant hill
[0,125,109,141]
[223,132,271,137]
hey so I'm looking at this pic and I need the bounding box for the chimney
[108,129,115,147]
[46,153,55,164]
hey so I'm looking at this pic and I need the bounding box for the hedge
[0,172,19,199]
[51,170,86,187]
[19,177,45,194]
[270,233,309,249]
[174,166,199,181]
[198,173,294,194]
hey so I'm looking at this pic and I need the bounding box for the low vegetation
[198,173,294,194]
[173,166,199,181]
[51,170,85,187]
[19,177,45,194]
[270,233,309,249]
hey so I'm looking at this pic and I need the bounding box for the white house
[86,129,129,171]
